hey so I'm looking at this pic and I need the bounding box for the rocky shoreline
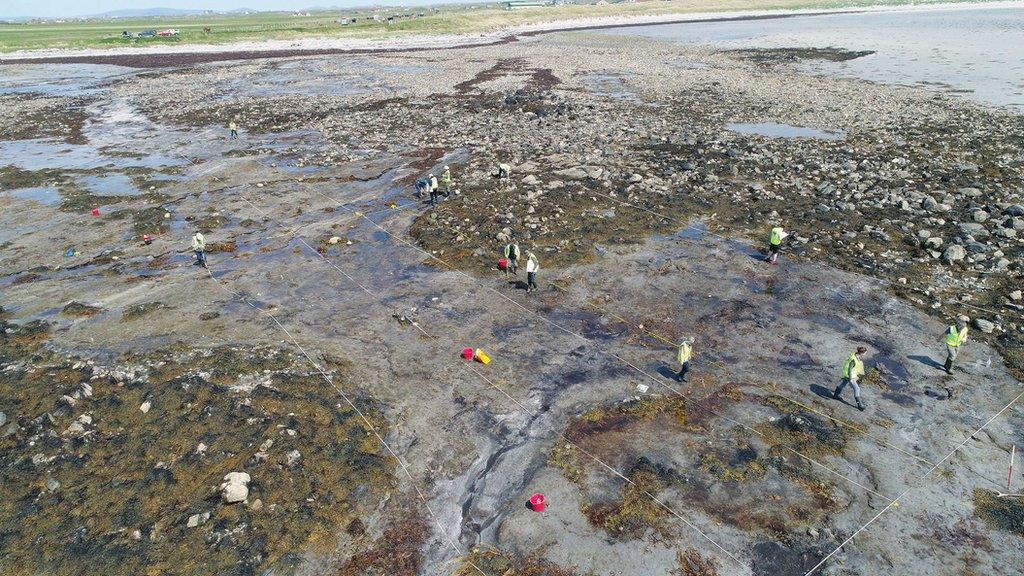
[1,27,1022,576]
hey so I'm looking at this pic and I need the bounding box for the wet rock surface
[1,32,1023,576]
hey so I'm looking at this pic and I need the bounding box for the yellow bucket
[474,349,491,365]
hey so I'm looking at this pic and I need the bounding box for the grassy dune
[0,0,991,53]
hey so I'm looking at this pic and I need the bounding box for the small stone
[959,222,989,239]
[974,318,995,334]
[971,210,989,223]
[139,401,151,414]
[0,411,6,427]
[942,244,966,264]
[285,449,302,467]
[46,478,60,492]
[1010,290,1022,302]
[195,442,208,455]
[186,511,210,528]
[220,472,251,504]
[131,529,142,541]
[222,483,248,504]
[328,236,340,245]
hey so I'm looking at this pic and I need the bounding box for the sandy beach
[1,0,1021,65]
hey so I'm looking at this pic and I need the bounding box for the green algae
[121,302,170,322]
[335,504,426,576]
[553,391,842,541]
[582,458,673,540]
[676,548,720,576]
[973,489,1024,537]
[60,301,104,317]
[455,546,590,576]
[0,337,395,576]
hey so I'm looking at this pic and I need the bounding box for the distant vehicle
[157,29,180,37]
[138,29,157,37]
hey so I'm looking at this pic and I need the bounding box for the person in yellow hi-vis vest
[768,226,787,265]
[503,241,520,279]
[440,165,453,197]
[942,320,969,375]
[676,337,694,382]
[833,346,867,411]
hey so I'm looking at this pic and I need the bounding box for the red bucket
[498,258,508,271]
[461,347,474,360]
[529,493,545,512]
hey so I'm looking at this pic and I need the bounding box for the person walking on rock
[415,177,430,200]
[503,240,520,279]
[440,165,453,197]
[833,346,867,411]
[677,337,694,382]
[192,231,208,268]
[768,225,787,265]
[428,173,439,205]
[229,120,238,139]
[942,320,969,375]
[525,251,539,293]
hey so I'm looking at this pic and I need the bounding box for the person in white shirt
[525,251,539,292]
[192,231,207,268]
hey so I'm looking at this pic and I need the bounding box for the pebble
[220,471,251,504]
[974,318,996,333]
[139,400,151,414]
[0,411,6,427]
[187,512,210,528]
[941,244,966,264]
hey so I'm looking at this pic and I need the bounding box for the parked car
[157,29,181,37]
[138,30,157,37]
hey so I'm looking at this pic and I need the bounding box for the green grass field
[0,0,989,53]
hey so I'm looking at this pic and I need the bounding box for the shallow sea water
[601,6,1024,111]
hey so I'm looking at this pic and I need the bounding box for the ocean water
[600,5,1024,111]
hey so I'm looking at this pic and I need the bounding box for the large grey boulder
[974,318,995,333]
[942,244,966,264]
[958,222,989,239]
